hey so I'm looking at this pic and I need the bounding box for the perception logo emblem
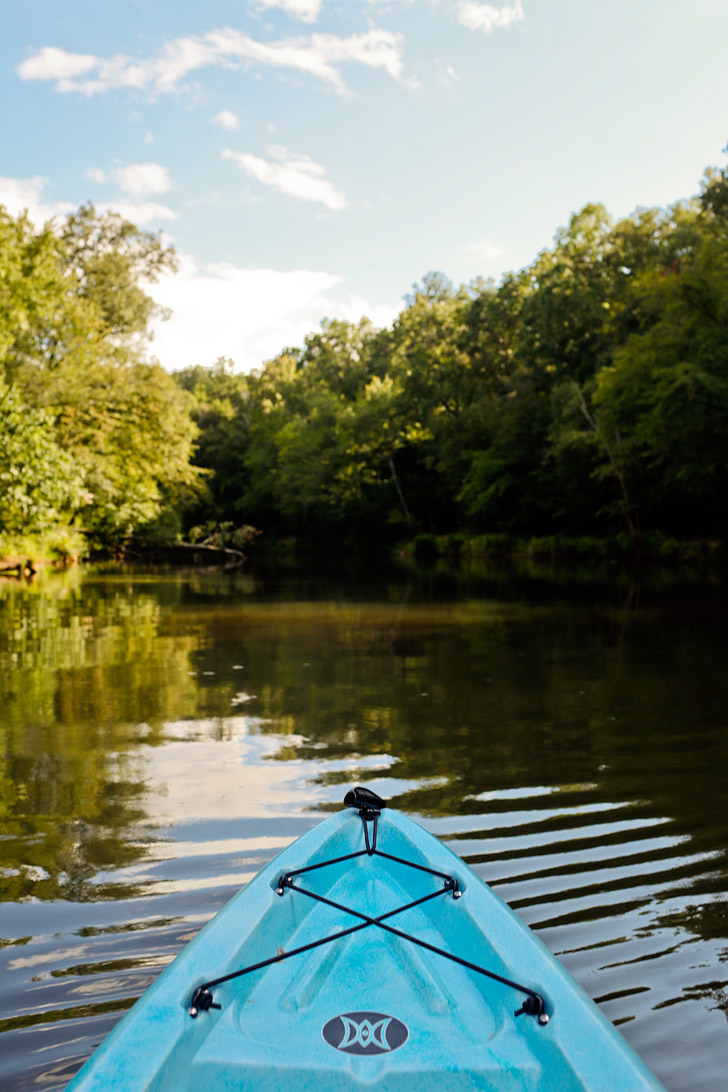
[322,1011,409,1055]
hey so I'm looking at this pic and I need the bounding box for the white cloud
[256,0,323,22]
[84,163,175,221]
[17,46,97,81]
[86,162,172,197]
[0,175,75,223]
[456,0,525,33]
[223,146,347,210]
[212,108,240,130]
[98,200,178,225]
[148,253,400,371]
[86,159,171,196]
[0,174,176,229]
[467,238,504,261]
[17,26,408,96]
[113,162,172,198]
[312,28,408,86]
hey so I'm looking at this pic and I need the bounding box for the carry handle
[343,786,387,812]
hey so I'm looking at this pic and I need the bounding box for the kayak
[65,787,666,1091]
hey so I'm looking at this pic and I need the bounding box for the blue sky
[2,0,728,370]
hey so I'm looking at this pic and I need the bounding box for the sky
[2,0,728,372]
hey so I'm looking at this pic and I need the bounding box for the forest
[2,159,728,563]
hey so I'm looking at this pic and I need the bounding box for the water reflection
[0,568,726,1091]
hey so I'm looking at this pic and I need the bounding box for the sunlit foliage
[3,156,728,559]
[184,158,728,548]
[0,203,197,550]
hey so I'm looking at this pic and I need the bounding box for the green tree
[56,360,198,546]
[0,383,83,537]
[0,203,197,550]
[174,357,250,526]
[593,232,728,534]
[156,154,728,548]
[59,203,178,351]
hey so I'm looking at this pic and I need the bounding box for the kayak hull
[65,803,666,1091]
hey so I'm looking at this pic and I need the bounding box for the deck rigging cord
[187,787,549,1025]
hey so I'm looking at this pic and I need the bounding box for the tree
[0,203,196,550]
[593,242,728,535]
[0,209,79,382]
[0,383,83,537]
[59,203,178,352]
[55,360,198,546]
[174,358,250,525]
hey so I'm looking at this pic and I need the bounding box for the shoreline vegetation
[0,531,725,578]
[0,523,726,581]
[405,531,727,568]
[2,155,728,571]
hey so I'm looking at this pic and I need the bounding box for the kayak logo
[322,1011,409,1055]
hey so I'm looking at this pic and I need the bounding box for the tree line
[0,203,196,558]
[2,159,728,561]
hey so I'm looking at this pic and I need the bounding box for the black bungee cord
[187,787,549,1026]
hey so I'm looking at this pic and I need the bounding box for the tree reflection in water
[0,566,727,1092]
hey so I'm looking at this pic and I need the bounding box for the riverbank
[0,528,84,571]
[3,527,725,580]
[0,531,244,573]
[232,528,728,579]
[403,531,727,568]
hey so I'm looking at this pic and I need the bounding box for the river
[0,564,726,1090]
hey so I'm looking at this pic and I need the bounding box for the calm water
[0,565,727,1091]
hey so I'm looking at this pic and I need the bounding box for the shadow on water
[0,563,727,1090]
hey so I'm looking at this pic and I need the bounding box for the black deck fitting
[343,786,386,814]
[514,993,549,1024]
[188,986,221,1018]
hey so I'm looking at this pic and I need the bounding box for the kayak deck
[189,795,547,1028]
[65,793,666,1091]
[192,830,547,1090]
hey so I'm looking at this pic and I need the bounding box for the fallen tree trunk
[127,541,245,569]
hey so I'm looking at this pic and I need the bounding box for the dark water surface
[0,565,727,1091]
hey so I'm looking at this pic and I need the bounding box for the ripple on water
[0,785,725,1092]
[2,576,728,1092]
